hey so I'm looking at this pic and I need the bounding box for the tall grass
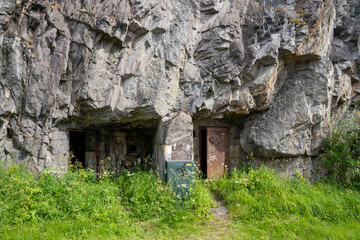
[208,166,360,239]
[0,164,127,226]
[113,169,213,222]
[1,163,360,239]
[209,166,360,222]
[0,163,213,239]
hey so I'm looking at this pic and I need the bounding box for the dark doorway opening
[200,128,207,178]
[69,130,86,168]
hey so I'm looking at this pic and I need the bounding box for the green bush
[322,109,360,187]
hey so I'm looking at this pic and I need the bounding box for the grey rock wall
[0,0,359,176]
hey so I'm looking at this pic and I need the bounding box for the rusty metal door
[206,127,230,179]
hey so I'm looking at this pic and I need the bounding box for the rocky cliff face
[0,0,359,177]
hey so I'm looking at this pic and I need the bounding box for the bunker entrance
[199,127,230,179]
[69,130,86,168]
[68,125,156,174]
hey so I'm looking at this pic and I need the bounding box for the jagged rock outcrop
[0,0,359,177]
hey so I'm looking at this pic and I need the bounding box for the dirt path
[200,194,233,240]
[210,194,229,222]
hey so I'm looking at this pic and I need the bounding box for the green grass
[209,166,360,239]
[0,164,360,239]
[0,164,213,239]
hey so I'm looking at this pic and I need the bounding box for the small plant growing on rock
[286,9,307,25]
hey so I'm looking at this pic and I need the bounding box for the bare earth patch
[199,194,234,240]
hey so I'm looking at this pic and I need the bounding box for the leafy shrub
[322,109,360,187]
